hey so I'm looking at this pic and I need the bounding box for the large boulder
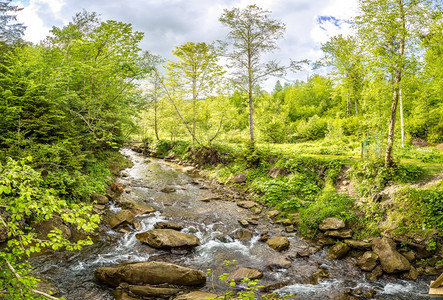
[135,229,200,249]
[319,217,345,231]
[174,291,218,300]
[228,267,263,282]
[372,237,411,273]
[94,261,206,287]
[266,236,290,252]
[357,251,379,271]
[109,210,135,228]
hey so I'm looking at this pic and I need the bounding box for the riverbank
[130,140,443,282]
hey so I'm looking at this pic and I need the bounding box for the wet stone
[268,210,279,218]
[238,219,249,227]
[235,229,253,240]
[237,200,257,209]
[161,186,176,193]
[228,267,263,282]
[154,222,184,231]
[266,236,290,252]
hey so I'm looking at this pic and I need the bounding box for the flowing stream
[32,149,432,299]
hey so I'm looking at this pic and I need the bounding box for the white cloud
[15,0,67,43]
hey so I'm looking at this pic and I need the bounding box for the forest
[0,0,442,299]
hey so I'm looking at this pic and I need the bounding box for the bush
[299,191,355,236]
[351,160,395,196]
[296,115,328,140]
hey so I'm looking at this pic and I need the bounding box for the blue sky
[12,0,359,89]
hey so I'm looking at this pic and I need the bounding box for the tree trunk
[384,0,405,167]
[192,77,197,149]
[385,72,401,167]
[154,98,159,140]
[248,49,254,145]
[400,87,404,147]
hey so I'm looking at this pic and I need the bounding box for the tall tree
[219,5,286,145]
[142,52,165,140]
[355,0,438,167]
[165,42,225,147]
[0,0,25,43]
[321,35,364,117]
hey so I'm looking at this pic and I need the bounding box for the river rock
[174,291,218,300]
[400,250,416,262]
[91,194,109,205]
[233,174,247,183]
[401,266,419,280]
[266,236,290,252]
[366,265,383,281]
[344,239,372,250]
[356,251,379,271]
[113,290,138,300]
[309,269,331,285]
[154,222,184,231]
[94,261,206,287]
[161,186,176,193]
[235,229,253,240]
[325,229,353,239]
[129,203,155,215]
[129,285,182,297]
[135,229,200,249]
[35,276,59,296]
[328,242,350,259]
[268,210,279,218]
[237,200,257,209]
[111,182,124,193]
[228,267,263,282]
[238,219,249,227]
[268,257,292,270]
[34,216,71,240]
[109,210,135,229]
[319,217,345,231]
[372,237,411,273]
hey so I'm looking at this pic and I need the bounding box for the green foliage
[299,191,355,236]
[395,187,443,232]
[207,260,291,300]
[295,115,328,141]
[351,160,395,196]
[0,157,99,299]
[393,164,426,184]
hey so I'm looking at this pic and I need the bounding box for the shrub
[296,115,328,140]
[299,191,355,236]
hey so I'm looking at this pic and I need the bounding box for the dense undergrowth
[142,139,442,246]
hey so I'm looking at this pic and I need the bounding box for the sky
[12,0,359,90]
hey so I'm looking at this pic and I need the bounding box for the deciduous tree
[219,5,286,145]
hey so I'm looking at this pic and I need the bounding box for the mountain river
[31,149,432,299]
